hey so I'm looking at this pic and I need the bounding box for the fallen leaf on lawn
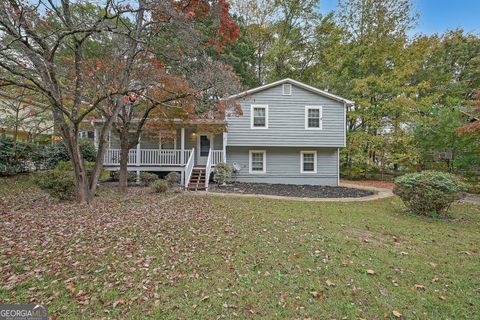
[429,262,437,268]
[65,283,76,293]
[432,278,439,282]
[279,293,288,304]
[438,295,446,300]
[414,284,426,290]
[112,299,125,308]
[392,310,402,318]
[366,269,376,275]
[326,280,335,287]
[310,291,324,301]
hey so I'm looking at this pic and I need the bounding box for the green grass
[1,175,479,319]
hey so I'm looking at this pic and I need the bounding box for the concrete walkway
[196,183,393,202]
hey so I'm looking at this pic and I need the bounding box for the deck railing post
[180,128,185,164]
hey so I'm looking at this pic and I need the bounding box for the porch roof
[91,118,226,126]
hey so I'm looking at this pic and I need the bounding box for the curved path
[198,183,393,202]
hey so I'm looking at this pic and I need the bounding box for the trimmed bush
[33,161,107,200]
[213,162,231,185]
[140,172,159,186]
[152,179,170,193]
[33,162,76,200]
[165,172,180,186]
[394,171,465,217]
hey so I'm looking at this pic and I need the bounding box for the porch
[100,126,227,190]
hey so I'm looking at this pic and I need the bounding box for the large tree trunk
[118,130,130,193]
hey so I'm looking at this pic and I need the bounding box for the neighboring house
[0,90,53,141]
[97,78,353,190]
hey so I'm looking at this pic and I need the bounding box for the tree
[111,0,242,192]
[0,1,152,203]
[457,89,480,134]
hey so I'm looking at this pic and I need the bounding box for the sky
[319,0,480,36]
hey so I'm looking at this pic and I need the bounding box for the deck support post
[180,127,185,164]
[136,139,141,167]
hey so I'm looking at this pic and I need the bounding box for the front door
[197,134,212,165]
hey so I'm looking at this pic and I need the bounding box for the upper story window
[251,105,268,129]
[282,83,292,95]
[305,106,322,130]
[300,151,317,173]
[249,150,266,174]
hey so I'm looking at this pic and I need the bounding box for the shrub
[41,139,96,169]
[139,172,159,186]
[152,179,170,193]
[0,137,43,175]
[213,162,231,185]
[33,161,107,200]
[34,164,76,200]
[165,172,180,186]
[111,171,137,182]
[394,171,465,217]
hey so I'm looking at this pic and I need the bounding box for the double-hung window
[251,105,268,129]
[301,151,317,173]
[249,150,266,174]
[305,106,322,130]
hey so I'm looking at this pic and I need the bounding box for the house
[97,78,353,190]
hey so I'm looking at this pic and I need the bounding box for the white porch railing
[184,148,195,188]
[211,150,224,165]
[104,149,192,166]
[205,149,213,191]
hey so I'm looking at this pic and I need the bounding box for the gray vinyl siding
[227,83,346,147]
[226,146,339,186]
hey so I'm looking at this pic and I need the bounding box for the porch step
[188,166,207,191]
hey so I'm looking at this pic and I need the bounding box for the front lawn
[1,175,479,319]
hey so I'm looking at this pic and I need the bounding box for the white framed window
[300,151,317,173]
[249,150,266,174]
[282,83,292,95]
[305,106,322,130]
[250,105,268,129]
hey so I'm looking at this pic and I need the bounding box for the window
[249,150,266,174]
[251,105,268,129]
[305,106,322,130]
[301,151,317,173]
[282,83,292,95]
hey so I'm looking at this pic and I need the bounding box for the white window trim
[300,150,317,174]
[250,105,269,129]
[282,83,292,95]
[249,150,266,174]
[305,106,323,130]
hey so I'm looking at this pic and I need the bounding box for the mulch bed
[209,182,374,198]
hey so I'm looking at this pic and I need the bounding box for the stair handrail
[184,148,195,189]
[205,149,213,191]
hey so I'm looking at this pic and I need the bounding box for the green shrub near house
[213,162,231,185]
[165,172,180,186]
[394,171,466,217]
[151,179,170,193]
[33,161,107,200]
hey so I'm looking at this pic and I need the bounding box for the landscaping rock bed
[210,182,373,198]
